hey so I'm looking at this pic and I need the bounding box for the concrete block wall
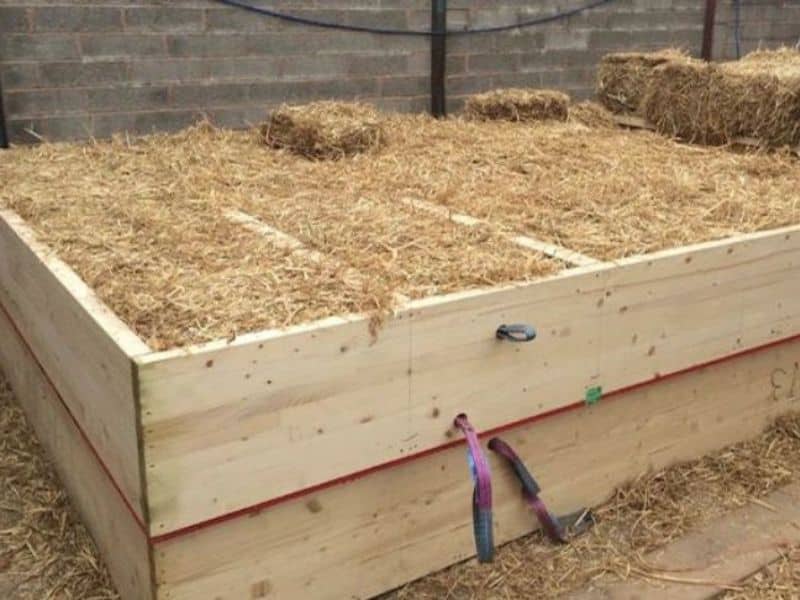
[0,0,798,143]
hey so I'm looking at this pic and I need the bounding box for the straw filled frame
[2,195,800,598]
[2,112,800,599]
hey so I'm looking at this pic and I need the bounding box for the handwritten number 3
[771,363,800,402]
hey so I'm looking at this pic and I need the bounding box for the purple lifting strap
[488,437,570,544]
[454,414,492,510]
[454,414,494,562]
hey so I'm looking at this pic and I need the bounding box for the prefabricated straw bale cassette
[1,119,800,599]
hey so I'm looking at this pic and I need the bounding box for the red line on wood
[4,296,799,546]
[150,396,588,544]
[0,302,150,538]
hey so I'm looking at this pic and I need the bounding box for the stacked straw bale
[596,49,689,114]
[262,101,385,159]
[643,48,800,147]
[464,89,570,122]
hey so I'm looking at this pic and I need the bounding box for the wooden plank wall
[153,337,800,599]
[0,307,155,600]
[139,226,800,536]
[0,211,150,519]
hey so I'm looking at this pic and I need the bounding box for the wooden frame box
[2,205,800,599]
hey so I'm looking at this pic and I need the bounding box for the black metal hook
[496,324,537,343]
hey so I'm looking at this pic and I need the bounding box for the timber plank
[0,307,154,600]
[138,226,800,535]
[227,209,409,305]
[0,210,150,519]
[612,115,800,156]
[398,196,601,267]
[153,338,800,600]
[140,313,412,535]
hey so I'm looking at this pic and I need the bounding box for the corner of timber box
[2,206,800,599]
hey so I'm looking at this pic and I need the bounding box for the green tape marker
[585,386,603,406]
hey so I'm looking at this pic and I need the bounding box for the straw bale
[643,48,800,147]
[464,89,570,122]
[596,48,689,114]
[642,56,719,143]
[262,101,386,159]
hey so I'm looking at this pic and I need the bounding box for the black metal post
[0,75,8,148]
[430,0,447,118]
[701,0,717,62]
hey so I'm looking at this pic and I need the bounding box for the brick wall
[0,0,798,143]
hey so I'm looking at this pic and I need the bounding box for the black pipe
[0,75,8,148]
[216,0,618,37]
[430,0,447,118]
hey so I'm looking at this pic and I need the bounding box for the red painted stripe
[151,332,800,545]
[0,302,150,537]
[4,296,799,546]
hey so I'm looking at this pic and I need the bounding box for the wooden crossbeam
[225,210,410,305]
[398,197,601,267]
[227,209,320,256]
[613,114,652,130]
[613,115,800,157]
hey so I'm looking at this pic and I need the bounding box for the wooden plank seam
[6,277,800,547]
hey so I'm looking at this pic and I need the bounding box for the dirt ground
[1,366,799,599]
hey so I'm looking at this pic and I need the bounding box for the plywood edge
[135,313,364,364]
[0,307,155,600]
[137,264,604,365]
[0,209,151,357]
[153,338,800,600]
[606,224,800,267]
[0,209,148,519]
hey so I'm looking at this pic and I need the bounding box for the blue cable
[214,0,617,37]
